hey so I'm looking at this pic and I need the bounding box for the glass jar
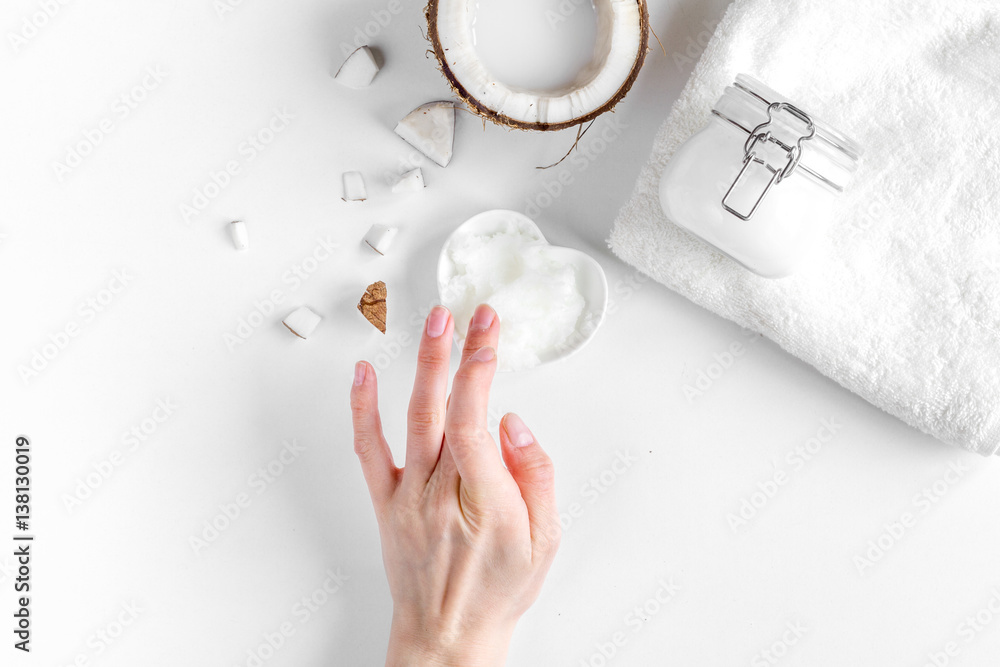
[658,75,861,278]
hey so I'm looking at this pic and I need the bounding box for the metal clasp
[722,102,816,221]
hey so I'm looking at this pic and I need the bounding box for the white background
[3,0,1000,666]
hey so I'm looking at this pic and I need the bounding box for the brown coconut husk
[358,281,387,334]
[425,0,650,132]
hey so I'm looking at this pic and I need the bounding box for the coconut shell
[425,0,650,132]
[358,281,387,334]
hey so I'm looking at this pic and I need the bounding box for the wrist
[385,611,514,667]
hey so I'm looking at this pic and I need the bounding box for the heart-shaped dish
[437,210,608,371]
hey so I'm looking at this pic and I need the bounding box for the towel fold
[609,0,1000,455]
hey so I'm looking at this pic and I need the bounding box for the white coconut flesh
[392,168,425,192]
[428,0,648,130]
[335,46,379,88]
[394,102,456,167]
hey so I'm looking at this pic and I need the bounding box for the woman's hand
[350,304,561,667]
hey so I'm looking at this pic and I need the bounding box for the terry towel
[610,0,1000,455]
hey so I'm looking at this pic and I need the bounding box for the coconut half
[426,0,649,131]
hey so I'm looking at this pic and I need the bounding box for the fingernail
[353,361,367,386]
[426,306,449,338]
[470,304,495,331]
[504,413,535,448]
[469,346,495,363]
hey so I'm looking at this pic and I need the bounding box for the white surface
[2,1,999,666]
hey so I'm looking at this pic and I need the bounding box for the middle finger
[402,306,454,491]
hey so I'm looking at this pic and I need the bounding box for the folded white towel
[609,0,1000,455]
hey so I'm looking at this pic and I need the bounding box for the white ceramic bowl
[437,209,609,370]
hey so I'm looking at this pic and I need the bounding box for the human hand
[350,304,561,667]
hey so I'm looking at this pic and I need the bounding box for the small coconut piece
[229,220,249,251]
[363,224,397,255]
[335,46,379,88]
[394,102,455,167]
[358,281,387,334]
[391,168,425,193]
[342,171,367,201]
[282,306,322,339]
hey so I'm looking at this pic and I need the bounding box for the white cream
[443,217,586,371]
[658,75,861,277]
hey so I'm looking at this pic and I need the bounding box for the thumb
[499,413,561,559]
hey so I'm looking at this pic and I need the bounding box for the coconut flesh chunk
[283,306,322,339]
[342,171,367,201]
[229,220,249,251]
[394,102,455,167]
[427,0,648,131]
[391,168,425,193]
[364,224,398,255]
[335,46,380,88]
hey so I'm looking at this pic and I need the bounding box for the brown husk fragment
[358,281,387,334]
[425,0,650,132]
[282,322,306,339]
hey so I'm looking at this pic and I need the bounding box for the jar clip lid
[721,102,816,221]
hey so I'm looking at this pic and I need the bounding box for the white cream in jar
[658,75,861,278]
[437,210,608,372]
